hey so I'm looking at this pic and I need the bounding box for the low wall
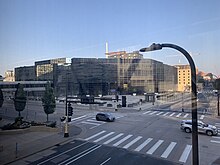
[0,126,59,135]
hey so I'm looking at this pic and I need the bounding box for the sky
[1,0,220,76]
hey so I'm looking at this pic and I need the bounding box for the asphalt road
[2,95,220,165]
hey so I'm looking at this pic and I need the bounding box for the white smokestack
[105,42,109,58]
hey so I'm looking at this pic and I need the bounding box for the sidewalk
[0,119,82,165]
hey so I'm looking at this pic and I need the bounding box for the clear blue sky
[1,0,220,76]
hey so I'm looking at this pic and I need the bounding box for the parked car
[180,120,218,136]
[96,112,115,122]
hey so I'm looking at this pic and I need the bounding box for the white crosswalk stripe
[183,114,189,118]
[161,142,176,158]
[123,136,142,149]
[169,112,175,117]
[156,112,163,115]
[93,132,115,143]
[146,140,164,155]
[200,115,205,120]
[103,133,124,145]
[84,131,106,141]
[176,113,182,118]
[84,131,191,163]
[143,111,151,114]
[179,145,192,163]
[134,138,153,152]
[149,111,157,115]
[162,112,169,116]
[113,135,133,147]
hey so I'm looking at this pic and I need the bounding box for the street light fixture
[140,43,199,165]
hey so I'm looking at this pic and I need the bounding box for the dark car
[96,112,115,122]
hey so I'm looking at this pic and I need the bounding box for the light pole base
[64,133,69,137]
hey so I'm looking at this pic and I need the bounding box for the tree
[42,82,56,122]
[14,83,27,117]
[0,88,4,108]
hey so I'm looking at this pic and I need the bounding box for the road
[2,94,220,165]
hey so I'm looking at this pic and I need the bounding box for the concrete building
[175,65,198,92]
[4,70,14,82]
[15,66,36,81]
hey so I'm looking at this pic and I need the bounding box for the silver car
[181,120,218,136]
[96,112,115,122]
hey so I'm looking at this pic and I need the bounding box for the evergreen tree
[14,83,27,117]
[0,88,4,108]
[42,82,56,122]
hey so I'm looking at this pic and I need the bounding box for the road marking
[143,111,151,114]
[183,114,189,118]
[71,115,87,121]
[210,140,220,144]
[103,133,124,145]
[149,111,157,115]
[162,112,169,116]
[113,135,133,147]
[169,112,175,117]
[85,131,106,141]
[212,136,220,139]
[134,138,153,152]
[200,115,205,120]
[161,142,177,158]
[156,112,163,115]
[215,123,220,126]
[81,121,101,126]
[87,119,106,124]
[146,140,164,155]
[100,157,111,165]
[94,132,115,143]
[176,113,182,118]
[37,141,88,165]
[179,145,192,163]
[123,136,142,149]
[64,145,102,165]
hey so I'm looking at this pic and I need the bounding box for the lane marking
[100,157,111,165]
[134,138,153,152]
[212,136,220,139]
[85,131,106,141]
[71,115,87,121]
[123,136,142,149]
[146,140,164,155]
[113,135,133,147]
[103,133,124,145]
[87,119,106,124]
[81,121,101,126]
[179,145,192,163]
[65,145,102,165]
[156,112,163,115]
[210,140,220,144]
[161,142,177,158]
[37,141,88,165]
[169,112,175,117]
[94,132,115,143]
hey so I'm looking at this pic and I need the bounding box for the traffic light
[122,96,126,107]
[116,95,119,102]
[68,103,73,116]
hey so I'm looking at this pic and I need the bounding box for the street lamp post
[64,72,69,138]
[140,43,199,165]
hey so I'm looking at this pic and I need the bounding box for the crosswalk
[210,123,220,144]
[83,130,192,163]
[143,110,205,120]
[69,114,124,129]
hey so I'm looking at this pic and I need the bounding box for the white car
[180,120,218,136]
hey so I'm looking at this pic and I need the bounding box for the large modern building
[12,54,178,97]
[35,58,70,81]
